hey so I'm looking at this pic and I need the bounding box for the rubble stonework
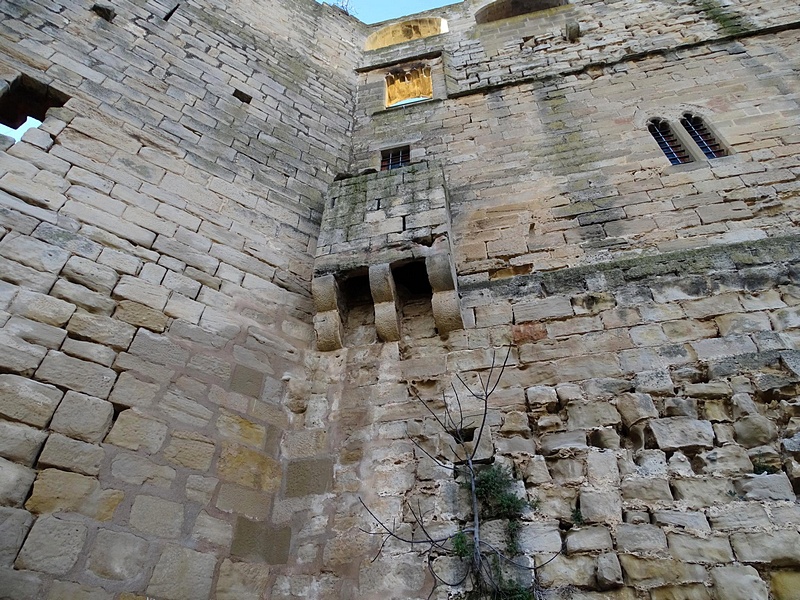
[0,0,798,598]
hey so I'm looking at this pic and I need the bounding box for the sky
[319,0,457,24]
[0,117,40,143]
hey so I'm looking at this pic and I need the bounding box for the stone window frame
[380,145,411,170]
[384,64,434,109]
[475,0,568,25]
[642,108,730,166]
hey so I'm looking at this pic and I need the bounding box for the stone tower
[0,0,798,598]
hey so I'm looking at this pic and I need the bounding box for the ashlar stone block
[710,565,768,600]
[146,545,216,600]
[15,515,87,575]
[105,410,168,454]
[0,420,47,466]
[25,468,122,520]
[616,392,658,427]
[0,507,33,567]
[215,559,271,600]
[130,495,184,538]
[730,531,800,566]
[35,351,117,399]
[648,417,714,452]
[87,529,149,581]
[38,433,104,476]
[50,391,113,443]
[0,457,36,507]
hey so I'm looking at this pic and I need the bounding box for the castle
[0,0,798,598]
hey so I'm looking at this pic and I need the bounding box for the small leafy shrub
[571,507,584,526]
[453,530,474,559]
[752,461,780,475]
[472,465,527,519]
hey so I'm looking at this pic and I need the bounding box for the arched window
[385,67,433,108]
[475,0,567,25]
[648,119,693,165]
[680,113,726,159]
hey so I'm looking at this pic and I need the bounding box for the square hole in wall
[0,75,69,142]
[381,145,410,171]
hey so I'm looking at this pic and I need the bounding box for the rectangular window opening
[233,89,252,104]
[380,146,411,171]
[0,75,68,143]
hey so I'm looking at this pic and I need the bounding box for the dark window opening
[0,75,68,142]
[392,261,432,300]
[91,3,116,22]
[648,119,693,166]
[164,3,180,21]
[476,0,567,24]
[233,89,252,104]
[339,271,372,312]
[381,146,410,171]
[680,113,726,160]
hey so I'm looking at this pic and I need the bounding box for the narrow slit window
[648,119,693,166]
[381,146,410,171]
[680,113,726,160]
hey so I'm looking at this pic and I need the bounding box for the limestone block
[314,311,344,351]
[38,433,104,476]
[192,512,233,547]
[549,458,584,484]
[217,411,266,448]
[652,510,710,532]
[784,433,800,458]
[61,255,119,294]
[671,478,735,509]
[566,526,613,554]
[0,420,47,466]
[648,417,714,452]
[425,252,455,293]
[431,290,464,335]
[46,580,114,599]
[312,274,343,313]
[734,473,795,501]
[285,458,334,497]
[730,531,800,566]
[617,524,667,553]
[25,469,122,520]
[579,489,621,524]
[536,553,596,588]
[616,392,658,427]
[733,414,778,448]
[635,450,667,477]
[374,301,400,342]
[707,503,770,531]
[591,428,621,449]
[0,507,33,567]
[634,370,675,395]
[500,410,530,436]
[128,329,189,367]
[115,300,169,332]
[130,495,184,538]
[710,565,768,600]
[10,289,75,327]
[619,555,706,588]
[770,572,800,600]
[51,279,116,315]
[113,275,169,310]
[50,392,113,443]
[524,456,552,484]
[697,445,753,476]
[517,522,562,555]
[0,331,47,375]
[597,552,624,590]
[567,401,620,430]
[4,315,67,349]
[218,443,281,492]
[0,568,44,600]
[111,453,176,488]
[146,545,216,600]
[540,430,587,455]
[0,457,36,507]
[108,372,161,409]
[215,559,271,600]
[668,532,734,564]
[650,585,711,600]
[232,516,293,564]
[164,431,215,471]
[0,234,70,273]
[620,477,673,503]
[87,529,149,581]
[35,351,116,398]
[15,515,87,575]
[67,311,136,350]
[105,410,168,454]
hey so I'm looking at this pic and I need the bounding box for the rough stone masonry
[0,0,798,598]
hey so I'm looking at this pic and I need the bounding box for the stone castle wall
[0,0,798,599]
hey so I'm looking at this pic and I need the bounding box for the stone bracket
[425,241,464,335]
[312,274,345,352]
[369,264,401,342]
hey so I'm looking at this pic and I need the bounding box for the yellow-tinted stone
[217,443,280,492]
[217,410,266,448]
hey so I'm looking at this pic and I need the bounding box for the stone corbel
[312,274,345,351]
[425,242,464,335]
[369,264,401,342]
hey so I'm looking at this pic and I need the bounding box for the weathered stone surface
[770,571,800,600]
[15,515,87,575]
[648,417,714,451]
[619,555,706,588]
[0,457,36,507]
[566,526,613,554]
[46,580,114,600]
[67,311,136,350]
[621,477,673,503]
[707,503,770,530]
[111,453,176,488]
[730,531,800,566]
[0,507,33,567]
[733,414,778,448]
[114,300,169,332]
[146,545,216,600]
[0,331,47,375]
[10,289,75,327]
[597,552,624,590]
[216,484,271,521]
[163,431,215,471]
[218,443,281,492]
[567,401,620,429]
[650,584,712,600]
[697,445,752,475]
[0,420,47,466]
[128,329,189,366]
[671,478,735,509]
[35,351,117,398]
[653,510,710,532]
[50,392,114,443]
[61,255,119,294]
[667,533,734,564]
[192,512,233,547]
[616,392,658,427]
[232,517,292,564]
[108,372,161,409]
[579,489,621,523]
[113,275,170,310]
[38,433,104,476]
[734,473,795,501]
[0,566,44,599]
[617,524,667,553]
[105,410,168,454]
[130,495,184,538]
[285,458,334,497]
[536,553,596,588]
[517,522,562,554]
[710,565,768,600]
[0,375,63,427]
[540,430,587,454]
[215,558,271,600]
[87,529,149,581]
[25,469,122,520]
